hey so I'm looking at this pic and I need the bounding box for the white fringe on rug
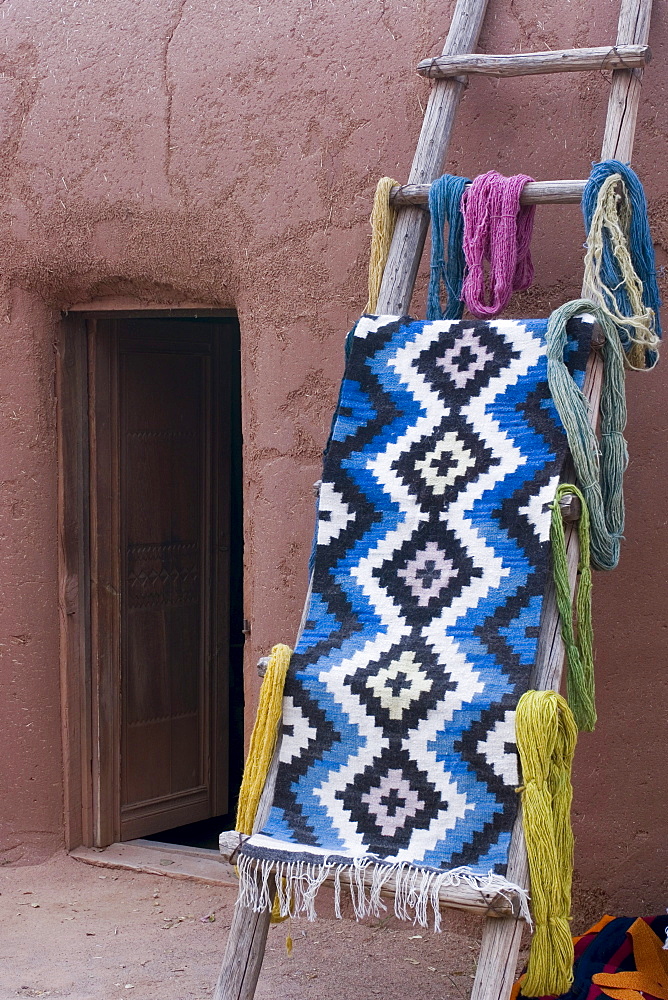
[237,853,531,930]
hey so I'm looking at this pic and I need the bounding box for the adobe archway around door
[57,305,245,852]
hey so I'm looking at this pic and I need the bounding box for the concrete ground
[0,853,517,1000]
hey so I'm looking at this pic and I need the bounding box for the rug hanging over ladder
[238,313,592,927]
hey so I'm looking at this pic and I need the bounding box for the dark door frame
[57,309,242,850]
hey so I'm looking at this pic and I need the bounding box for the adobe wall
[0,0,665,914]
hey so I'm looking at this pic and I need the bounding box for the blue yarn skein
[427,174,469,320]
[581,160,662,367]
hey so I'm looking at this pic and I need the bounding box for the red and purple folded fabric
[513,914,668,1000]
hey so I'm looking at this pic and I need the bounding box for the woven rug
[239,313,592,927]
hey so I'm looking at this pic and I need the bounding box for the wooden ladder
[214,0,654,997]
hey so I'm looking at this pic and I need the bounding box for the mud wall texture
[0,0,666,913]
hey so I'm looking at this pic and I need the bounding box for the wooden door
[90,319,236,844]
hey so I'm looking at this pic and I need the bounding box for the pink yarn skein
[461,171,536,318]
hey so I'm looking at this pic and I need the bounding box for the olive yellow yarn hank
[235,642,292,836]
[516,689,578,997]
[235,642,292,926]
[365,177,400,314]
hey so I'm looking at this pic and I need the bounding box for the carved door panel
[90,320,233,844]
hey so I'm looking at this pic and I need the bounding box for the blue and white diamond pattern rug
[238,313,592,928]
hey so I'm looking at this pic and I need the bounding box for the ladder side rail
[376,0,490,315]
[214,574,314,1000]
[602,0,653,160]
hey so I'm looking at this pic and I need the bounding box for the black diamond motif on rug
[415,320,518,402]
[393,412,500,513]
[346,632,458,734]
[336,746,448,854]
[373,521,483,626]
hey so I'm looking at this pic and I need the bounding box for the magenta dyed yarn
[461,171,536,318]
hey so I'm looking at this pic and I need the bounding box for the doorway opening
[58,312,244,855]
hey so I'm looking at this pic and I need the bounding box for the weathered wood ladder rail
[214,0,654,997]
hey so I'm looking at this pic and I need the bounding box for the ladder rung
[417,44,650,79]
[391,179,586,207]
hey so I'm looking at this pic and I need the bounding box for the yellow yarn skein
[235,642,292,925]
[516,689,578,997]
[365,177,400,314]
[235,642,292,836]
